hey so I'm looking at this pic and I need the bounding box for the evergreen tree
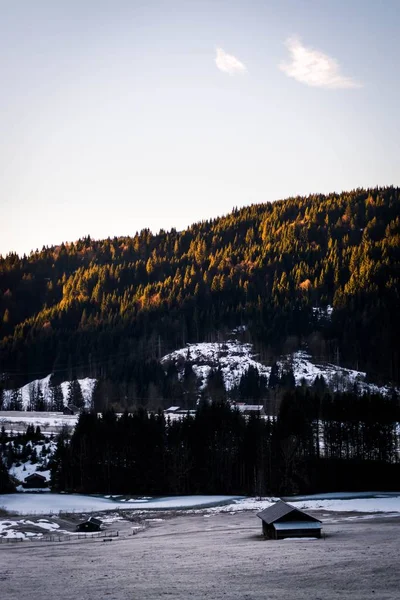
[204,368,227,402]
[239,365,267,401]
[9,388,23,411]
[67,379,85,409]
[0,448,14,493]
[50,426,71,491]
[281,367,296,389]
[49,379,65,411]
[268,363,280,388]
[28,383,37,411]
[35,386,46,411]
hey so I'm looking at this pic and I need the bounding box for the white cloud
[279,37,361,89]
[215,47,246,75]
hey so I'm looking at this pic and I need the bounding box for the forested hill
[1,186,400,392]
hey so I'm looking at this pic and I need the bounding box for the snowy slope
[288,351,395,395]
[5,438,56,485]
[1,338,396,413]
[161,341,270,391]
[161,342,396,397]
[2,376,96,410]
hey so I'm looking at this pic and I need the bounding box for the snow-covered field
[0,517,60,539]
[0,411,78,431]
[1,491,400,517]
[0,493,242,515]
[1,508,400,600]
[214,492,400,515]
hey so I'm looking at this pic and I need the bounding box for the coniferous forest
[49,389,400,496]
[1,187,400,403]
[1,187,400,495]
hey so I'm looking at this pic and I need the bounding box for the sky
[1,0,399,256]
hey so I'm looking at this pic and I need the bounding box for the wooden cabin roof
[257,500,321,524]
[25,473,47,481]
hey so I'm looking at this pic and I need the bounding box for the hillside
[1,186,400,399]
[161,341,396,399]
[2,338,396,414]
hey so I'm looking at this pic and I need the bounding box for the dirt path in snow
[1,511,399,600]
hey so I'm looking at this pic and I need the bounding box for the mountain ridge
[1,186,399,397]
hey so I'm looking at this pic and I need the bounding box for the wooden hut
[23,473,48,489]
[76,517,102,532]
[257,500,321,539]
[63,404,80,415]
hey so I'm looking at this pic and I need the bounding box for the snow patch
[161,341,397,397]
[161,341,271,391]
[0,494,243,515]
[2,376,96,410]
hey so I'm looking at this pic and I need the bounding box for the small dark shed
[257,500,321,539]
[63,404,80,415]
[76,517,102,532]
[23,473,48,489]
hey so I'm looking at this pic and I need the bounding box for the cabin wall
[276,528,321,540]
[262,523,277,539]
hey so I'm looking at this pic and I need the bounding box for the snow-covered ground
[1,492,400,517]
[8,439,55,484]
[1,377,96,410]
[289,351,395,395]
[10,463,50,484]
[0,517,60,539]
[161,341,271,391]
[3,436,56,486]
[0,411,78,431]
[211,492,400,515]
[0,494,242,515]
[2,510,399,600]
[161,342,397,396]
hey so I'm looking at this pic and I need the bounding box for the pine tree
[49,379,65,411]
[9,388,23,411]
[67,379,85,409]
[0,447,14,493]
[28,383,36,411]
[35,386,46,411]
[268,363,280,388]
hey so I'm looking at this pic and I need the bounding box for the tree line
[49,390,400,497]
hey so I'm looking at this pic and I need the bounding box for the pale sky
[1,0,399,256]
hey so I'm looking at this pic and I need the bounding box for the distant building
[164,406,181,414]
[235,403,264,415]
[63,404,80,415]
[257,500,322,539]
[76,517,102,532]
[23,473,48,489]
